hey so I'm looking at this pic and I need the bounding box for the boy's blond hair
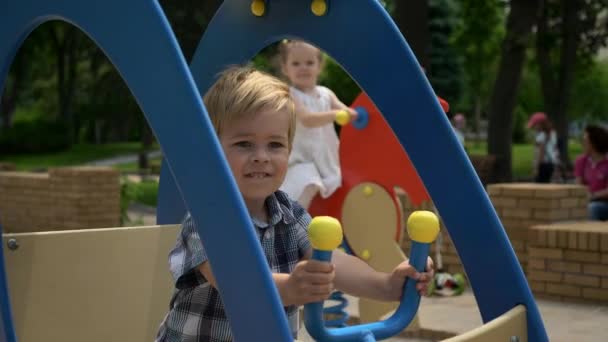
[203,66,296,147]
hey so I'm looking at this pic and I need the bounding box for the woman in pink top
[574,125,608,221]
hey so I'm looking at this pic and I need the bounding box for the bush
[0,119,71,153]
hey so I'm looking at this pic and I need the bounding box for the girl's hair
[203,66,296,147]
[538,118,553,134]
[278,39,324,64]
[584,124,608,154]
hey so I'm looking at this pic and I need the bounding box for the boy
[156,66,434,342]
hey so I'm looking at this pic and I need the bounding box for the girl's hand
[284,260,335,306]
[386,257,434,301]
[347,108,358,121]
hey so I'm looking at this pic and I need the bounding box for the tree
[487,0,541,182]
[427,0,464,106]
[391,0,431,69]
[535,0,608,166]
[452,0,505,134]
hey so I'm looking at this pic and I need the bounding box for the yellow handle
[308,216,344,251]
[335,110,350,126]
[406,211,440,243]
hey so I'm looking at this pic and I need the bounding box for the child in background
[278,40,357,209]
[156,66,434,342]
[527,112,560,183]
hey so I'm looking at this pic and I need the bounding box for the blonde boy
[156,67,433,342]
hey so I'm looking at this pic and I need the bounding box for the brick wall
[487,183,588,272]
[398,183,589,277]
[528,222,608,304]
[0,167,120,233]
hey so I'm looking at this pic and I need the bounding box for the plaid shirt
[156,191,311,342]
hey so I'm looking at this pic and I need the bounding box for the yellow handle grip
[406,210,440,243]
[307,216,344,251]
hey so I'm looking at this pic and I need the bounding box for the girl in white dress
[278,40,357,208]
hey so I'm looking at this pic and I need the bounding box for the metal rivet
[7,238,19,251]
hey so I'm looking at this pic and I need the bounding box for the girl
[527,112,559,183]
[278,40,357,208]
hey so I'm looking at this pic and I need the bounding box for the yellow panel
[3,225,180,342]
[341,182,412,325]
[441,305,527,342]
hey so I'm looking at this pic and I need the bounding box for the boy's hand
[386,257,434,301]
[285,260,335,306]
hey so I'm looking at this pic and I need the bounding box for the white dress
[281,86,341,204]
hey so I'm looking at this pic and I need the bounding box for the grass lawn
[466,140,583,180]
[0,143,151,171]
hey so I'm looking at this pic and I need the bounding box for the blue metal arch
[0,1,292,341]
[158,0,548,341]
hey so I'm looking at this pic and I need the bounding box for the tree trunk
[392,0,430,70]
[487,0,540,182]
[51,24,80,144]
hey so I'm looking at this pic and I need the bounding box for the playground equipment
[1,0,548,341]
[304,211,439,341]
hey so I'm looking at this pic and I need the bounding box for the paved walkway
[85,150,162,167]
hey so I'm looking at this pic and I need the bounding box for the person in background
[527,112,560,183]
[574,124,608,221]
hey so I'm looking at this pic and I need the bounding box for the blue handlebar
[304,242,430,341]
[352,107,369,130]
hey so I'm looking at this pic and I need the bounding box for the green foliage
[319,57,361,106]
[570,59,608,121]
[121,179,159,208]
[452,0,505,114]
[0,142,144,171]
[427,0,464,104]
[0,119,70,153]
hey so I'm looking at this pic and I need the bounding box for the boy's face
[282,43,322,91]
[219,107,291,206]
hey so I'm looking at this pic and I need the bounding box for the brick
[528,270,562,282]
[547,261,581,273]
[564,250,601,263]
[578,232,589,250]
[602,235,608,252]
[546,283,581,297]
[492,197,518,208]
[603,278,608,289]
[534,209,569,220]
[560,198,581,209]
[558,231,569,248]
[603,254,608,264]
[569,232,578,249]
[529,247,563,259]
[503,208,532,219]
[537,230,547,246]
[582,288,608,301]
[563,274,600,287]
[584,264,608,276]
[529,281,546,292]
[487,186,502,196]
[519,199,560,209]
[535,188,570,198]
[528,259,546,270]
[547,230,557,247]
[588,233,600,251]
[570,208,589,219]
